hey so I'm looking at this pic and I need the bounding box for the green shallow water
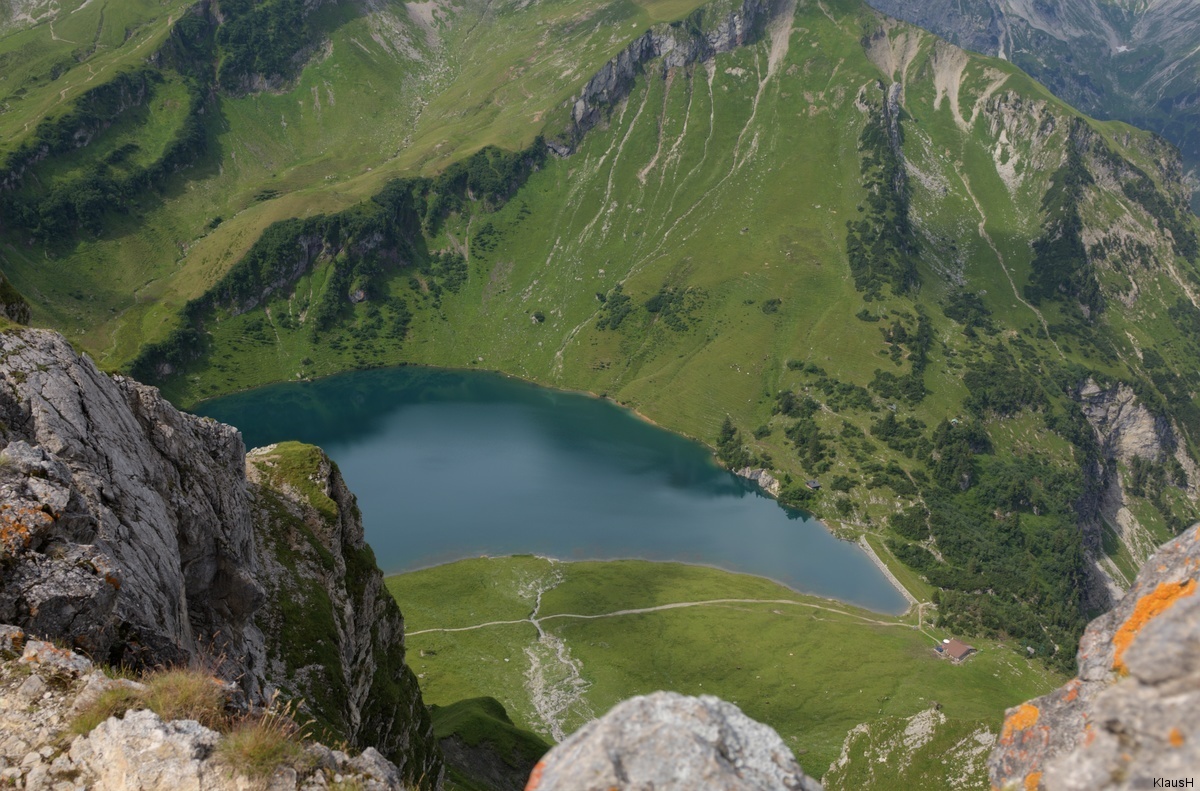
[197,366,908,614]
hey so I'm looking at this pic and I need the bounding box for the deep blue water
[197,367,908,614]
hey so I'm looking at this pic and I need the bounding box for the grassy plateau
[387,556,1064,788]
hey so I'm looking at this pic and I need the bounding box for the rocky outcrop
[526,692,823,791]
[735,467,782,497]
[0,327,262,671]
[558,0,775,150]
[246,442,440,783]
[0,631,411,790]
[988,522,1200,790]
[862,0,1200,192]
[1079,380,1180,466]
[0,328,441,786]
[1075,379,1199,605]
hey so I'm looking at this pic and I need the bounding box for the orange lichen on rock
[525,761,546,791]
[1169,728,1185,748]
[1063,679,1081,702]
[1024,771,1043,791]
[1112,579,1197,674]
[1001,703,1041,742]
[0,504,52,553]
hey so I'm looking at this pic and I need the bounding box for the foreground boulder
[526,692,823,791]
[0,328,441,786]
[988,523,1200,790]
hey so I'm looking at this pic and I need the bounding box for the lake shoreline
[383,553,911,617]
[198,364,911,614]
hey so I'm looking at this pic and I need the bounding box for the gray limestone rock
[0,641,414,791]
[16,673,46,702]
[0,328,442,786]
[561,0,773,149]
[21,640,95,677]
[1079,379,1178,465]
[988,522,1200,790]
[0,329,262,671]
[349,747,402,786]
[735,468,782,497]
[527,692,822,791]
[69,709,229,791]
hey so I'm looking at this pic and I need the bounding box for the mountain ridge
[861,0,1200,208]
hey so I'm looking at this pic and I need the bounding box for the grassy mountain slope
[861,0,1200,209]
[119,0,1200,672]
[5,0,1200,674]
[0,0,714,359]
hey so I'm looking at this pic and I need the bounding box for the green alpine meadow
[3,0,1199,786]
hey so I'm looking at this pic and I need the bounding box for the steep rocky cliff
[988,522,1200,790]
[0,327,441,786]
[246,441,438,780]
[553,0,776,152]
[0,277,29,326]
[1072,379,1200,605]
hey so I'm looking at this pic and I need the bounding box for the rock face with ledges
[560,0,773,149]
[0,327,442,787]
[527,692,823,791]
[0,327,261,671]
[988,522,1200,790]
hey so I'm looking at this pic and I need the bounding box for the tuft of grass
[70,686,143,736]
[69,667,321,783]
[329,781,365,791]
[141,668,228,729]
[216,702,312,779]
[70,667,226,736]
[250,442,340,522]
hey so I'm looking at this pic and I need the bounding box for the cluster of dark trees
[215,0,320,91]
[778,336,1130,671]
[845,101,920,299]
[715,416,757,471]
[593,283,706,333]
[868,307,932,404]
[0,69,208,239]
[132,140,547,382]
[595,286,633,330]
[1025,131,1103,318]
[942,290,993,335]
[785,361,877,412]
[874,402,1091,672]
[0,3,218,240]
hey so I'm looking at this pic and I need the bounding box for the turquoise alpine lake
[197,367,908,614]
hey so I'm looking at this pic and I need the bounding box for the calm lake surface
[197,367,908,614]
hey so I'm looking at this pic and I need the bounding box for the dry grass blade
[217,695,313,779]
